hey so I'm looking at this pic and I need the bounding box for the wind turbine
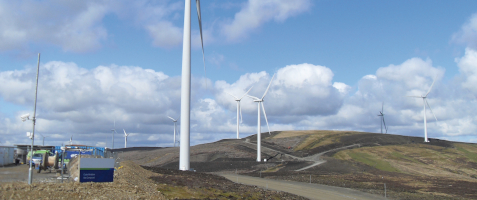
[408,79,438,142]
[123,129,130,148]
[179,0,206,171]
[39,134,47,146]
[225,87,253,139]
[247,74,275,162]
[69,135,73,145]
[378,102,387,134]
[168,116,178,147]
[111,120,117,149]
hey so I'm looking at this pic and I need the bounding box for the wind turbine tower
[225,87,253,139]
[378,102,388,134]
[123,129,130,148]
[168,116,178,147]
[40,134,47,146]
[111,120,117,149]
[247,74,275,162]
[408,79,438,142]
[179,0,205,171]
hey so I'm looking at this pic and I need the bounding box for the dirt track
[221,173,385,200]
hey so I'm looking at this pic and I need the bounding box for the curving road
[243,140,360,171]
[221,173,385,200]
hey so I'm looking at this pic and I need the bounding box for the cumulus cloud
[452,13,477,49]
[215,63,349,126]
[221,0,311,41]
[146,21,183,48]
[309,56,477,141]
[0,0,110,52]
[0,61,184,146]
[0,0,312,53]
[3,54,477,147]
[457,48,477,93]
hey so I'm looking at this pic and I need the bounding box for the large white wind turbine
[247,74,275,162]
[408,79,438,142]
[225,87,253,139]
[123,129,130,148]
[179,0,206,171]
[378,102,387,134]
[168,116,178,147]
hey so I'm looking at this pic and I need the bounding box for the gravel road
[221,173,386,200]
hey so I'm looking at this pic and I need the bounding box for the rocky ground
[0,161,166,199]
[0,160,307,199]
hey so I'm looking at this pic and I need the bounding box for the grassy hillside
[260,130,477,199]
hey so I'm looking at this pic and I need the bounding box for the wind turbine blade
[168,116,176,121]
[262,74,276,99]
[239,86,254,100]
[261,102,271,135]
[246,94,260,100]
[123,129,127,137]
[425,78,436,97]
[381,102,384,113]
[196,0,206,89]
[225,91,238,99]
[406,95,422,98]
[425,99,438,122]
[382,117,388,133]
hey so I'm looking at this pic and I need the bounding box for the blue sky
[1,0,477,147]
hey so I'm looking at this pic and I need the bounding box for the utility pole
[28,53,40,185]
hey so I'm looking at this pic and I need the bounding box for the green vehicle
[26,150,51,165]
[26,150,59,173]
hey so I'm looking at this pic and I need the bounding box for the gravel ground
[0,161,166,199]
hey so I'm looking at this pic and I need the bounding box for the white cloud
[146,21,183,48]
[0,0,311,53]
[452,13,477,49]
[0,0,110,52]
[3,54,477,147]
[221,0,311,41]
[457,48,477,93]
[215,63,348,124]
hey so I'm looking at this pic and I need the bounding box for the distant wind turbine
[70,135,73,145]
[378,102,388,134]
[247,74,275,162]
[407,78,438,142]
[39,134,47,146]
[225,87,253,139]
[168,116,178,147]
[111,120,117,149]
[123,129,130,148]
[179,0,206,171]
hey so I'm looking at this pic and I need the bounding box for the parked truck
[26,150,59,173]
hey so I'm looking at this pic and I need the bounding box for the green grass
[456,144,477,163]
[389,152,422,164]
[347,152,400,173]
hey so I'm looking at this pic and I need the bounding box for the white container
[0,146,15,166]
